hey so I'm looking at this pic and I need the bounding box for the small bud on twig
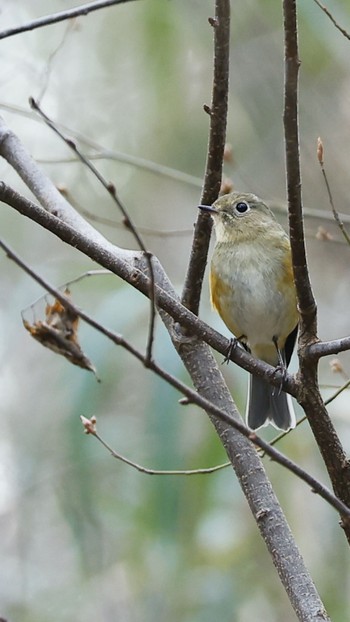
[179,397,191,405]
[317,137,324,166]
[80,415,97,434]
[107,182,116,196]
[208,17,219,28]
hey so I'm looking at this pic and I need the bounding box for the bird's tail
[246,374,296,431]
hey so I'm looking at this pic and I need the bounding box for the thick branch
[0,181,298,397]
[0,134,335,616]
[0,238,335,619]
[0,117,123,254]
[308,337,350,359]
[29,98,156,361]
[181,0,230,313]
[1,105,349,531]
[3,234,349,522]
[167,335,331,621]
[283,0,350,541]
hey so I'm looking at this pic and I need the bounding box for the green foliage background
[1,1,350,620]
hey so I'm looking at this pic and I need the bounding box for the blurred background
[1,0,350,620]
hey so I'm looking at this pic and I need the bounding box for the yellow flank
[210,265,242,339]
[210,268,231,314]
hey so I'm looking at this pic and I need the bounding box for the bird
[199,191,298,431]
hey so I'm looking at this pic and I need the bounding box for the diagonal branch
[0,181,298,397]
[317,137,350,246]
[313,0,350,41]
[181,0,230,313]
[2,236,349,526]
[0,0,141,40]
[30,98,156,363]
[0,157,333,616]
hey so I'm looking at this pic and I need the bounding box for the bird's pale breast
[210,235,297,364]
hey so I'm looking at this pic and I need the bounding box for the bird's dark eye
[235,201,249,214]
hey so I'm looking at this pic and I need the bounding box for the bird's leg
[272,335,287,395]
[223,335,248,365]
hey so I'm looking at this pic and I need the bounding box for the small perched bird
[199,192,298,431]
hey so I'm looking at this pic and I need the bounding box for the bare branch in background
[80,416,230,476]
[313,0,350,41]
[317,137,350,246]
[30,98,156,362]
[36,20,76,105]
[0,0,141,40]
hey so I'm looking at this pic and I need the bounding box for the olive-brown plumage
[200,192,298,430]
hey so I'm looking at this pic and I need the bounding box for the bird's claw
[272,364,288,396]
[223,336,248,365]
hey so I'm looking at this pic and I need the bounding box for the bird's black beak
[198,204,219,214]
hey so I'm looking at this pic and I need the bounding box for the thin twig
[80,418,230,475]
[38,151,203,187]
[0,0,140,40]
[88,376,350,472]
[267,378,350,449]
[1,238,350,522]
[59,188,193,237]
[0,101,203,187]
[36,20,75,105]
[24,269,112,310]
[325,378,350,405]
[181,0,230,313]
[30,98,156,364]
[317,137,350,246]
[313,0,350,41]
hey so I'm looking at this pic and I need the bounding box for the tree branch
[0,146,332,618]
[181,0,230,313]
[283,0,317,333]
[313,0,350,41]
[308,337,350,359]
[317,137,350,246]
[0,181,298,397]
[0,0,141,40]
[161,333,332,621]
[81,418,231,476]
[30,98,156,363]
[2,235,349,529]
[283,0,350,543]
